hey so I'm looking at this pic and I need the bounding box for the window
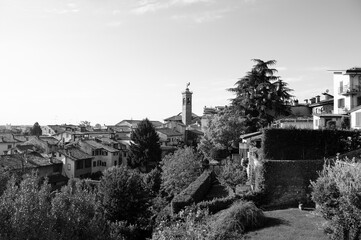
[92,151,95,156]
[357,97,361,106]
[7,145,11,149]
[93,161,96,167]
[67,163,71,171]
[97,160,101,166]
[85,159,91,168]
[338,98,345,108]
[114,160,117,166]
[102,162,106,167]
[315,119,319,127]
[356,112,361,126]
[76,160,83,170]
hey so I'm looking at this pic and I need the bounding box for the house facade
[79,140,120,173]
[57,146,93,179]
[333,68,361,114]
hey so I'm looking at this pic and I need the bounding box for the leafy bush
[160,147,203,199]
[311,161,361,240]
[218,159,247,192]
[171,170,214,214]
[197,195,237,214]
[210,201,265,240]
[152,206,213,240]
[98,166,153,239]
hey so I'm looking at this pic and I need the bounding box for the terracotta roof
[0,134,19,143]
[58,147,92,160]
[156,128,183,137]
[40,136,60,145]
[83,140,118,152]
[0,152,62,170]
[116,120,163,128]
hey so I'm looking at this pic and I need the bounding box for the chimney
[316,95,321,103]
[310,98,316,104]
[294,99,299,105]
[304,99,308,104]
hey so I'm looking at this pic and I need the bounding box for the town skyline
[1,0,361,125]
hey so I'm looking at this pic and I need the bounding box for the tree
[160,147,203,198]
[228,59,293,132]
[98,166,152,231]
[79,121,91,127]
[218,159,247,192]
[127,119,161,172]
[51,179,110,240]
[30,122,42,137]
[198,110,246,159]
[0,173,54,240]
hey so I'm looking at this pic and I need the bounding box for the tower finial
[186,82,190,89]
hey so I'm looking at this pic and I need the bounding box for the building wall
[351,109,361,130]
[0,142,16,155]
[333,72,350,114]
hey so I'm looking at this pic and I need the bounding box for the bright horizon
[1,0,361,126]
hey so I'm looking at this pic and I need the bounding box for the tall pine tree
[228,59,293,132]
[127,119,161,173]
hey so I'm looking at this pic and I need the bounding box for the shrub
[311,161,361,240]
[152,206,213,240]
[161,147,203,199]
[171,170,214,214]
[218,159,247,192]
[197,195,237,214]
[210,201,265,240]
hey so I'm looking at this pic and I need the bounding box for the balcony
[339,85,361,95]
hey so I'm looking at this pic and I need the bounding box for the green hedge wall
[171,170,215,214]
[262,128,361,160]
[261,159,325,208]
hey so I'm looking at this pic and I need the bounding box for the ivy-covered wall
[251,128,361,208]
[261,160,325,208]
[261,128,361,160]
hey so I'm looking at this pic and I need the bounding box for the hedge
[261,128,361,160]
[171,170,215,214]
[260,159,325,208]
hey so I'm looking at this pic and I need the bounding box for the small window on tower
[187,98,191,104]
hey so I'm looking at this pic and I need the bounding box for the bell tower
[182,83,193,126]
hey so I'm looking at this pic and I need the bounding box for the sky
[1,0,361,126]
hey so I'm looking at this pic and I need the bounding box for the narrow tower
[182,83,193,126]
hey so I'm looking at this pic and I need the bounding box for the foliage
[79,120,91,127]
[198,110,245,158]
[160,147,203,199]
[30,122,42,136]
[0,167,11,196]
[128,118,162,172]
[228,59,293,132]
[197,195,237,214]
[262,128,361,160]
[152,206,214,240]
[143,167,162,196]
[51,179,109,240]
[311,161,361,240]
[218,159,247,192]
[0,173,54,240]
[98,166,152,237]
[210,201,265,240]
[171,170,214,214]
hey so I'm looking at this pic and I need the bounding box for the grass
[242,208,329,240]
